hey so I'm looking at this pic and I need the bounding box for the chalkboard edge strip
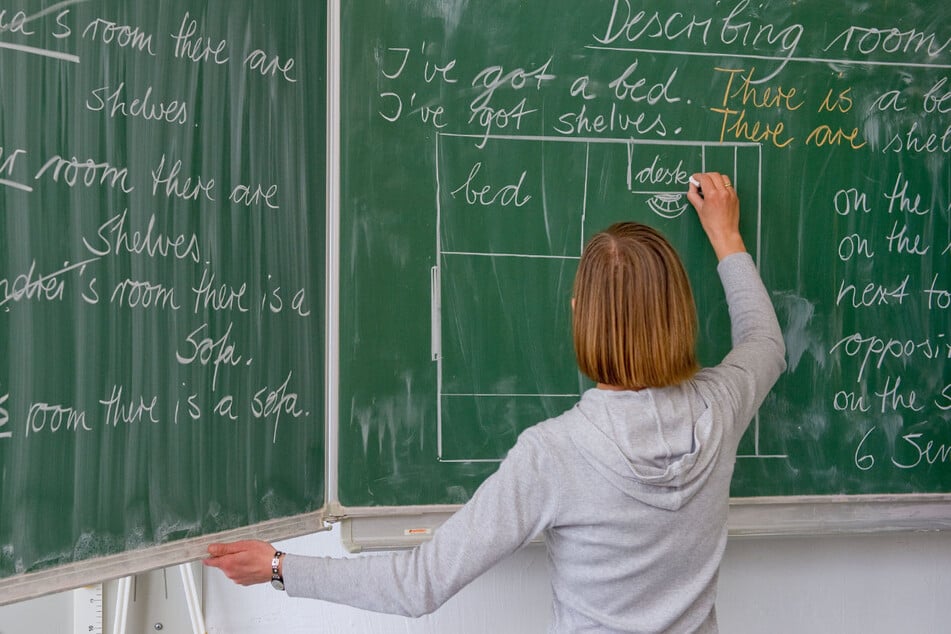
[333,495,951,552]
[728,494,951,537]
[324,0,343,515]
[334,494,951,520]
[0,511,330,607]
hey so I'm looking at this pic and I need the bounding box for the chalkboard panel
[338,0,950,508]
[0,0,326,592]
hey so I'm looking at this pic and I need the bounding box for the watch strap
[271,551,285,590]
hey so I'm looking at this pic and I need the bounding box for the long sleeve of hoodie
[282,426,561,616]
[705,251,787,431]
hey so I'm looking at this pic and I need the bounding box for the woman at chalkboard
[205,172,787,633]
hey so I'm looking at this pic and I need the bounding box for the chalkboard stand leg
[110,576,132,634]
[178,563,207,634]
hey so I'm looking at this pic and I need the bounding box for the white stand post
[179,563,208,634]
[110,576,132,634]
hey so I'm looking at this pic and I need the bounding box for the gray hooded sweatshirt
[284,252,787,633]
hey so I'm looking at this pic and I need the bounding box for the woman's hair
[572,222,699,389]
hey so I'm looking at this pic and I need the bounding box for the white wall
[717,532,951,633]
[3,528,950,633]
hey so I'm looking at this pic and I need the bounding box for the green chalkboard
[338,0,950,508]
[0,0,326,590]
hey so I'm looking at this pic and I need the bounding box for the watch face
[271,579,285,591]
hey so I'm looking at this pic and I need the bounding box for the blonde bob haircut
[572,222,699,389]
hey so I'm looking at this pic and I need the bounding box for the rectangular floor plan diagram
[432,134,778,463]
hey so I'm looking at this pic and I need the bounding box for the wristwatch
[271,551,285,591]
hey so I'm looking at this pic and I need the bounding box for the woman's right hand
[204,540,278,586]
[686,172,746,261]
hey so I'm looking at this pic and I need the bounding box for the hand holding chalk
[686,172,745,261]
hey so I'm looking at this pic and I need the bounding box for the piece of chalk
[689,176,701,188]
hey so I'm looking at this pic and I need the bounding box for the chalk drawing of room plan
[431,134,784,464]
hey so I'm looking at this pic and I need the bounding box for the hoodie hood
[567,387,722,511]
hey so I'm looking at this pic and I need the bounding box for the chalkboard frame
[328,0,951,520]
[0,0,337,605]
[327,0,951,545]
